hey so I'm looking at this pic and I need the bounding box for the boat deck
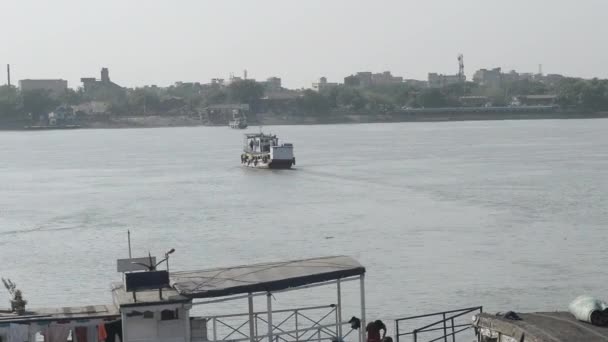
[474,311,608,342]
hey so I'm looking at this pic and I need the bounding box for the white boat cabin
[244,133,278,154]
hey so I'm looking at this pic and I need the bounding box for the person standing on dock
[366,320,386,342]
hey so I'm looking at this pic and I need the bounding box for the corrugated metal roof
[170,256,365,299]
[0,304,118,324]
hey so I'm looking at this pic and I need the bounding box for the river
[1,119,607,329]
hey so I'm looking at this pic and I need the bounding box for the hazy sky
[3,0,607,89]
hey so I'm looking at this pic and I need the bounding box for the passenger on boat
[366,320,386,342]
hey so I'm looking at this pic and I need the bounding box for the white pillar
[337,279,343,341]
[121,312,129,342]
[360,275,366,342]
[184,307,192,342]
[267,293,273,342]
[249,294,255,342]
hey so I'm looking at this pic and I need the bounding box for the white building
[312,77,339,92]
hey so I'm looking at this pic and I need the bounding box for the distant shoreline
[1,110,608,131]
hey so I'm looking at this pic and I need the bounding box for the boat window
[143,311,154,319]
[126,311,143,317]
[161,309,179,321]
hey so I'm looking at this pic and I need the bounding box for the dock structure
[0,256,367,342]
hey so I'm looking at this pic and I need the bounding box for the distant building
[428,73,462,87]
[72,101,110,116]
[518,73,534,81]
[502,70,520,83]
[312,77,339,92]
[344,75,360,87]
[356,72,372,87]
[459,96,491,107]
[517,94,557,106]
[371,71,403,85]
[539,74,565,86]
[80,68,126,103]
[472,67,502,87]
[211,78,225,87]
[403,79,428,88]
[18,79,67,98]
[260,77,282,92]
[344,71,404,88]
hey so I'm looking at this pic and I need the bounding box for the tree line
[2,77,608,120]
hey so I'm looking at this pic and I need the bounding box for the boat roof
[170,256,365,299]
[474,312,608,342]
[0,304,118,324]
[111,283,190,308]
[244,133,276,138]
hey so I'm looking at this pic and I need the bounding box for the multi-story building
[427,73,462,87]
[312,77,339,92]
[472,68,502,87]
[260,77,282,92]
[371,71,403,85]
[18,79,67,97]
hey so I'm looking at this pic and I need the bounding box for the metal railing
[394,306,482,342]
[198,303,359,342]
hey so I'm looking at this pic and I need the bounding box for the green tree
[336,87,366,110]
[417,88,448,108]
[227,80,264,106]
[202,87,227,106]
[296,90,331,114]
[127,88,161,114]
[0,85,19,117]
[21,90,59,116]
[60,88,84,105]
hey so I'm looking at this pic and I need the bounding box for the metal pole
[450,318,455,342]
[442,313,447,342]
[395,321,399,342]
[213,317,218,342]
[295,310,299,342]
[166,254,170,273]
[337,279,342,341]
[360,275,366,342]
[127,230,132,258]
[267,293,273,342]
[249,294,255,342]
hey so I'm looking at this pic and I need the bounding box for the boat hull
[241,154,294,169]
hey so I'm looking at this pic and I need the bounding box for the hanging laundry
[86,326,97,342]
[97,325,107,342]
[8,324,29,342]
[104,322,122,342]
[74,328,87,342]
[42,326,70,342]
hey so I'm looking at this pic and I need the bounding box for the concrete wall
[121,304,191,342]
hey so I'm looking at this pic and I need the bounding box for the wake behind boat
[241,132,295,169]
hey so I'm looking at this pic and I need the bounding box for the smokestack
[6,64,10,87]
[244,69,248,80]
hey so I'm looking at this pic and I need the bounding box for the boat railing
[197,303,359,342]
[394,306,482,342]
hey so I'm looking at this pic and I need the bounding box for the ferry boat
[228,109,248,129]
[241,132,295,169]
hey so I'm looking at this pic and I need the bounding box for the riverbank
[2,110,608,130]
